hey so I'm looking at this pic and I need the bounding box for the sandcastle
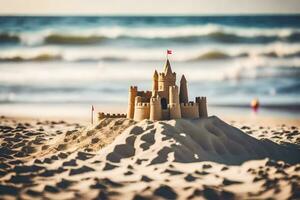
[127,59,208,121]
[99,58,208,121]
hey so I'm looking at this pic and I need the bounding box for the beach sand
[0,115,299,199]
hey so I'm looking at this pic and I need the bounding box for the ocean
[0,15,300,118]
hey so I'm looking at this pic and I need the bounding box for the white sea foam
[0,42,300,62]
[5,24,300,46]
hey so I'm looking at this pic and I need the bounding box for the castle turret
[196,97,208,118]
[127,86,137,119]
[150,96,162,120]
[169,86,181,119]
[158,59,176,101]
[152,70,158,96]
[179,75,188,103]
[134,96,150,121]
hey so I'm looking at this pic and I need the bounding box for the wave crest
[1,24,300,46]
[1,47,300,62]
[0,54,62,62]
[45,34,106,45]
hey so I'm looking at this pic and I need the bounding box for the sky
[0,0,300,15]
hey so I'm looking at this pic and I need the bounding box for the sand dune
[0,116,300,199]
[101,116,300,165]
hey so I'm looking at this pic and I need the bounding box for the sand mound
[101,116,300,165]
[1,116,300,199]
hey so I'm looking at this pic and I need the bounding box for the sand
[0,115,300,199]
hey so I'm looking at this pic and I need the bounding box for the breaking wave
[1,46,300,62]
[44,34,107,45]
[1,24,300,46]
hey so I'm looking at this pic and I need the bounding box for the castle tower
[196,97,208,118]
[127,86,137,119]
[134,96,150,121]
[179,75,188,103]
[169,86,181,119]
[152,70,158,96]
[150,96,162,120]
[158,59,176,93]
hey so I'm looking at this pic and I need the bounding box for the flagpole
[91,106,93,125]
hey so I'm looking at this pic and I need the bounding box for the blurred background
[0,1,300,120]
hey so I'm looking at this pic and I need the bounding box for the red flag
[167,49,172,54]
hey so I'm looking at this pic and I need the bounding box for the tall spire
[179,75,188,103]
[180,74,187,84]
[153,70,158,79]
[152,70,158,95]
[164,59,172,75]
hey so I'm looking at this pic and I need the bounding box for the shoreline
[1,113,299,127]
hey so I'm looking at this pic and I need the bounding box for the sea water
[0,16,299,118]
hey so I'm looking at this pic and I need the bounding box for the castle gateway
[127,59,208,121]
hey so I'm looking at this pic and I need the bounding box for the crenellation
[130,86,138,91]
[196,96,207,101]
[180,102,196,107]
[98,112,127,119]
[136,102,150,107]
[137,90,152,96]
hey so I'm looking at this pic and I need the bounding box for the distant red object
[251,98,260,112]
[167,49,172,54]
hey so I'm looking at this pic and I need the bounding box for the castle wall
[196,97,208,118]
[180,103,199,119]
[157,90,169,103]
[150,96,162,120]
[98,112,126,119]
[137,90,152,102]
[162,109,170,120]
[127,86,137,119]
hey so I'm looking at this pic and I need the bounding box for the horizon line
[1,12,300,17]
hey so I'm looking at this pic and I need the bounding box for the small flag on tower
[167,49,172,54]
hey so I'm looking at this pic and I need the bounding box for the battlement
[196,96,207,102]
[130,86,138,91]
[135,102,150,107]
[98,112,127,119]
[180,102,199,119]
[158,72,176,80]
[137,90,152,97]
[150,96,161,103]
[180,102,197,107]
